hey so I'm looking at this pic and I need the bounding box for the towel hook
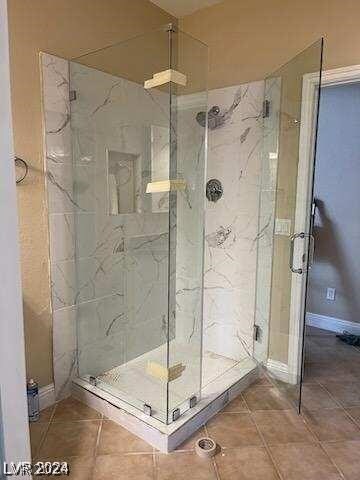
[15,156,28,184]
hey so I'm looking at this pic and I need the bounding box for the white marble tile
[203,80,265,362]
[51,260,76,310]
[78,333,125,378]
[77,293,126,349]
[49,213,75,263]
[53,306,77,399]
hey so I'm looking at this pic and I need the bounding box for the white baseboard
[306,313,360,336]
[39,383,55,411]
[266,359,298,385]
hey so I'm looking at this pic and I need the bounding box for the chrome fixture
[196,105,225,130]
[289,232,315,274]
[206,179,223,202]
[143,404,152,416]
[189,395,197,409]
[172,408,181,422]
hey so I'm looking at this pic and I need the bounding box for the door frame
[288,63,360,382]
[0,0,31,471]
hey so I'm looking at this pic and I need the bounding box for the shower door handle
[289,232,314,274]
[289,232,305,274]
[308,234,315,269]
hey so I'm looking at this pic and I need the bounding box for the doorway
[303,79,360,410]
[254,54,360,414]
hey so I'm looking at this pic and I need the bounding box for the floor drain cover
[195,437,217,458]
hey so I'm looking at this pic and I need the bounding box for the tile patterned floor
[29,327,360,479]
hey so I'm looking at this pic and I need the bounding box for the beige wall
[8,0,174,387]
[181,0,360,89]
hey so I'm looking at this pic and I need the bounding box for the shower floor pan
[72,346,258,452]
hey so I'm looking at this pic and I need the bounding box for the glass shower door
[71,28,173,423]
[70,25,207,425]
[167,30,208,422]
[254,39,323,411]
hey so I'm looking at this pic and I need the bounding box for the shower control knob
[209,105,221,116]
[206,179,223,202]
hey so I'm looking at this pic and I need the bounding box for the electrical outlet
[326,288,336,301]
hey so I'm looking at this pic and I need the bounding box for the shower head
[196,105,225,130]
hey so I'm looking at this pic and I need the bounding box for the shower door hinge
[262,100,270,118]
[189,395,197,409]
[172,408,181,422]
[89,376,98,386]
[69,90,77,102]
[143,404,152,416]
[253,324,261,342]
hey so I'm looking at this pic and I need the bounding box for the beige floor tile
[253,410,316,446]
[270,443,341,480]
[94,454,154,480]
[29,422,48,458]
[215,446,279,480]
[304,408,360,441]
[322,440,360,480]
[305,346,360,363]
[243,386,291,411]
[303,362,359,383]
[345,406,360,424]
[156,451,217,480]
[38,420,100,458]
[206,413,262,448]
[252,374,272,387]
[97,419,152,454]
[37,405,55,423]
[174,426,207,451]
[294,384,339,411]
[222,394,249,413]
[322,381,360,407]
[52,397,101,423]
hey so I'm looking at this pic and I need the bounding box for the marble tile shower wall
[42,53,171,399]
[204,81,265,362]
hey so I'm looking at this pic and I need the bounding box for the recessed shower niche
[107,150,139,215]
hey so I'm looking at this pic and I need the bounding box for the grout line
[35,403,58,460]
[318,380,360,432]
[49,402,58,424]
[301,415,346,479]
[241,393,285,480]
[301,360,352,479]
[89,414,103,480]
[342,408,360,428]
[204,424,221,480]
[212,456,221,480]
[318,443,347,480]
[50,418,103,424]
[316,381,348,408]
[120,451,158,456]
[94,416,103,456]
[152,446,158,480]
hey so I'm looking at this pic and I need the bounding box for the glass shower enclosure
[70,25,208,424]
[254,39,323,412]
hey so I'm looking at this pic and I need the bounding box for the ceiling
[150,0,224,18]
